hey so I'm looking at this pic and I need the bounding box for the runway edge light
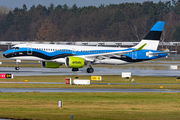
[0,73,13,79]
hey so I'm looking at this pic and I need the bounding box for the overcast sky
[0,0,171,10]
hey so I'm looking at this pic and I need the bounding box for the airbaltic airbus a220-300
[3,21,168,73]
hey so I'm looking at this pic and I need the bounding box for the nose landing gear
[15,60,21,70]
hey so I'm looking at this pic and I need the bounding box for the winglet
[135,43,147,51]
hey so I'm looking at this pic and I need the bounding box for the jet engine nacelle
[41,61,61,68]
[65,56,84,68]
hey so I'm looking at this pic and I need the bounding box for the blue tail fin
[143,21,165,40]
[133,21,165,50]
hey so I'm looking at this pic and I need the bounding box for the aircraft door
[132,51,137,59]
[72,48,76,54]
[27,44,33,55]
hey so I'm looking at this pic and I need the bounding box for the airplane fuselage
[3,44,167,65]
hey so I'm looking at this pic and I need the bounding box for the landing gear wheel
[87,67,94,73]
[15,67,20,70]
[72,68,79,71]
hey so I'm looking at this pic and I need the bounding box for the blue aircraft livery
[3,21,168,73]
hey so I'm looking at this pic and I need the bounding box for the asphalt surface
[0,88,180,93]
[1,82,180,85]
[0,66,179,77]
[0,60,180,77]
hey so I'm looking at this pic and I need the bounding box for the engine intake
[41,61,61,68]
[65,56,84,68]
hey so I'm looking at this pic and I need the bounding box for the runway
[0,88,180,93]
[0,60,179,77]
[0,66,179,77]
[1,82,180,85]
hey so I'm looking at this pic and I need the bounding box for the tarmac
[0,66,179,77]
[0,58,180,77]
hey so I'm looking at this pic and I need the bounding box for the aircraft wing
[83,50,133,62]
[83,43,147,62]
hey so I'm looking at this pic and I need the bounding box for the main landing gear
[71,67,94,73]
[72,68,79,71]
[86,63,94,73]
[86,67,94,73]
[15,67,20,70]
[86,62,94,73]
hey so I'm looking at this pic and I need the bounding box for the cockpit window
[9,47,19,50]
[15,47,20,50]
[10,47,15,50]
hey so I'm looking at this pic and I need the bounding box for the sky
[0,0,171,10]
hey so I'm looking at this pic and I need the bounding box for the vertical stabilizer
[133,21,165,50]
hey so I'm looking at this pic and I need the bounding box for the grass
[0,75,180,89]
[0,59,179,119]
[0,75,178,83]
[0,92,180,120]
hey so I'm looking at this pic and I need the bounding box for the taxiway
[0,88,180,93]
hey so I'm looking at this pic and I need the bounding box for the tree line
[1,0,180,42]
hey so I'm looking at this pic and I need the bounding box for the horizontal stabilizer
[149,51,177,55]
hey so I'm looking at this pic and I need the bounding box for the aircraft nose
[3,53,6,57]
[3,51,8,58]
